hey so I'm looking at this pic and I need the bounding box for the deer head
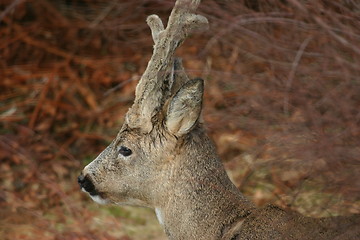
[78,0,209,208]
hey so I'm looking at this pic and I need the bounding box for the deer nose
[78,174,98,196]
[78,174,86,185]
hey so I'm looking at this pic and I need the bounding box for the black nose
[78,174,86,185]
[78,174,99,196]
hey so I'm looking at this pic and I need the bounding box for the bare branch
[0,0,26,23]
[283,36,312,116]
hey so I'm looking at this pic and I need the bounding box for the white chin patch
[155,208,164,226]
[90,194,108,205]
[81,187,107,205]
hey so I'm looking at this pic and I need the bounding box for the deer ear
[165,78,204,136]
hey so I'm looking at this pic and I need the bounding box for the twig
[204,15,314,54]
[29,76,52,129]
[64,65,99,110]
[103,75,138,96]
[0,0,26,23]
[288,0,360,56]
[283,36,312,116]
[4,18,99,68]
[89,1,118,28]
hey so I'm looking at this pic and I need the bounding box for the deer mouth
[78,174,99,196]
[78,174,109,204]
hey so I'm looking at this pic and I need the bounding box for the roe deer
[78,0,360,239]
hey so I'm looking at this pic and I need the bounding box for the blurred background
[1,0,359,239]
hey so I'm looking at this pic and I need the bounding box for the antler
[125,0,208,133]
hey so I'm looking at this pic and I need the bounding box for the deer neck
[154,128,255,240]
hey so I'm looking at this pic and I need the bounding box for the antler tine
[126,0,208,133]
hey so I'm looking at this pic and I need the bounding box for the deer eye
[119,146,132,157]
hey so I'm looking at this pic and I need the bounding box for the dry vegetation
[1,0,359,239]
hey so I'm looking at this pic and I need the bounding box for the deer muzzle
[78,174,99,196]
